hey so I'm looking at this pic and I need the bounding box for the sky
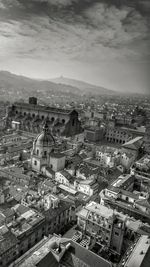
[0,0,150,94]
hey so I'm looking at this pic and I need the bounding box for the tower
[31,121,55,172]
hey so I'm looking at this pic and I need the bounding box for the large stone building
[31,121,66,173]
[105,125,144,145]
[85,126,105,143]
[77,202,125,255]
[10,234,112,267]
[6,97,82,137]
[31,121,55,172]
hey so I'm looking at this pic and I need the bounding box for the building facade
[6,98,82,137]
[31,122,55,172]
[105,126,144,144]
[77,202,125,255]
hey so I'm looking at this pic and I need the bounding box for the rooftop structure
[131,154,150,179]
[111,173,134,189]
[6,98,82,137]
[10,234,112,267]
[105,125,144,145]
[83,201,114,220]
[9,206,45,238]
[122,136,143,151]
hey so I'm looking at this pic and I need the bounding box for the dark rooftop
[50,152,65,158]
[14,102,74,115]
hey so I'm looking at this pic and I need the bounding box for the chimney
[50,241,71,262]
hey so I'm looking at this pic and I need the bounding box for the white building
[55,170,73,187]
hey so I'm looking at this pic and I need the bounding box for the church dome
[34,121,55,147]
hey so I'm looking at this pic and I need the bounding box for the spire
[43,118,49,133]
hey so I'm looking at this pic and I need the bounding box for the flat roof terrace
[125,235,150,267]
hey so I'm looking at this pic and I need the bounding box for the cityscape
[0,1,150,267]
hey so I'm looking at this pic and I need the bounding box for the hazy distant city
[0,0,150,267]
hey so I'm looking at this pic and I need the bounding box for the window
[44,151,47,156]
[115,232,119,236]
[34,160,37,166]
[20,250,24,255]
[37,149,39,156]
[72,119,75,126]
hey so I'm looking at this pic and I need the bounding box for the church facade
[6,97,82,137]
[31,122,66,174]
[31,121,55,172]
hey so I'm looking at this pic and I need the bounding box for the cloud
[83,3,149,47]
[0,1,5,9]
[0,0,149,65]
[0,0,149,94]
[32,0,76,5]
[0,0,149,82]
[0,0,78,10]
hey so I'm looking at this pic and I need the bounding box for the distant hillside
[0,71,117,103]
[0,71,81,102]
[50,76,116,95]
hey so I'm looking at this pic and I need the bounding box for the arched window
[34,160,37,166]
[41,115,44,120]
[37,149,39,156]
[62,119,65,124]
[32,114,35,118]
[72,119,75,126]
[44,151,47,156]
[24,112,26,116]
[51,117,54,122]
[16,111,18,114]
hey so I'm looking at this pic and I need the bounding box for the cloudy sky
[0,0,150,94]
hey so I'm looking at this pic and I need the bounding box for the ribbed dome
[34,122,55,147]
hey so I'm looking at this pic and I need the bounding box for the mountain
[0,71,116,103]
[0,71,81,102]
[50,76,116,95]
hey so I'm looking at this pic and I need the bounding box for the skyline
[0,0,150,94]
